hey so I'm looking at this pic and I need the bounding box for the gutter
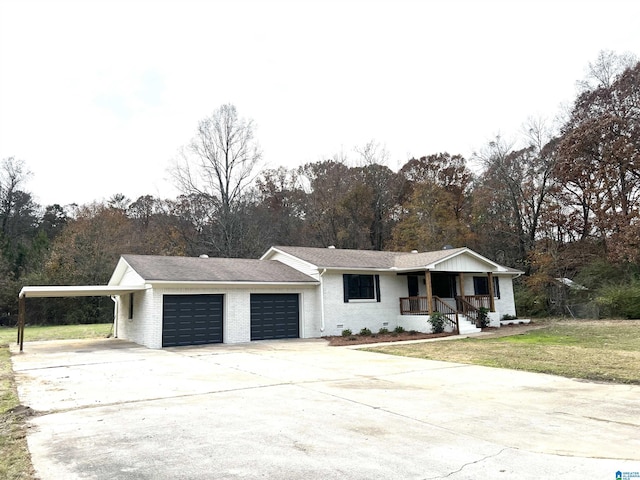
[146,280,320,287]
[319,269,327,332]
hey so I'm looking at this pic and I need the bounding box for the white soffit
[19,285,148,299]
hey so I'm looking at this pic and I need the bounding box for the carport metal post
[18,294,25,351]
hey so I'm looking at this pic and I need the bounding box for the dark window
[407,275,419,297]
[128,293,134,319]
[343,274,380,302]
[473,276,500,298]
[431,273,456,298]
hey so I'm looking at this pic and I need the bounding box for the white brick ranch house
[106,246,522,349]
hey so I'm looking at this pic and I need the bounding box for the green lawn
[0,323,113,347]
[367,320,640,384]
[0,323,112,480]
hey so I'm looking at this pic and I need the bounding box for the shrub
[394,326,405,334]
[514,280,549,317]
[359,327,372,336]
[478,307,490,328]
[408,330,418,335]
[502,314,517,320]
[378,327,389,335]
[428,312,446,333]
[341,329,352,337]
[596,281,640,319]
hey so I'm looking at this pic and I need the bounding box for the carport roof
[19,285,148,299]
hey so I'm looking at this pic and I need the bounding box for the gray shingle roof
[271,246,470,270]
[122,255,318,283]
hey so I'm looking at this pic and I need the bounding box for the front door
[431,273,457,298]
[408,275,419,297]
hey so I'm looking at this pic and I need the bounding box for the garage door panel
[162,294,223,347]
[251,294,299,341]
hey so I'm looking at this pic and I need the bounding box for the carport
[17,285,148,351]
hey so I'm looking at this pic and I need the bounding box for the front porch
[400,293,492,316]
[399,295,493,333]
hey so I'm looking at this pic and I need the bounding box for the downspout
[319,269,327,332]
[111,296,118,338]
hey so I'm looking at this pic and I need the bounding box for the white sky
[1,0,639,207]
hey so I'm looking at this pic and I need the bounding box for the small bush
[341,329,352,337]
[408,330,418,335]
[428,312,446,333]
[378,327,389,335]
[478,307,490,328]
[502,314,517,320]
[359,327,372,336]
[394,326,405,334]
[514,281,549,317]
[596,281,640,319]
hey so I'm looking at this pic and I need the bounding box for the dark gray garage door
[162,294,223,347]
[250,294,299,341]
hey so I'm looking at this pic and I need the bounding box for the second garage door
[162,294,223,347]
[250,294,299,341]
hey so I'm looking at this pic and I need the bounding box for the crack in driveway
[423,447,512,479]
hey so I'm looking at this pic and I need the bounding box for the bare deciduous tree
[577,49,637,92]
[171,104,263,256]
[0,156,32,235]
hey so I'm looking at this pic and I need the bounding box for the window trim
[473,276,500,299]
[343,274,381,303]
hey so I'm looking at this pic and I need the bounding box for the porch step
[458,315,482,334]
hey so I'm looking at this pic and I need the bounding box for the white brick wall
[112,266,519,348]
[493,275,517,319]
[115,287,158,348]
[321,271,410,336]
[116,283,320,348]
[461,274,518,324]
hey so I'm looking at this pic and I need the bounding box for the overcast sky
[1,0,639,207]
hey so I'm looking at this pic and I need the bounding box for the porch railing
[459,295,491,310]
[399,296,459,334]
[399,296,429,315]
[432,296,460,334]
[456,295,493,327]
[456,296,480,327]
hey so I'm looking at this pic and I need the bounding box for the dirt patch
[6,405,36,417]
[324,331,454,346]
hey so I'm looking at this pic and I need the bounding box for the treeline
[2,53,639,324]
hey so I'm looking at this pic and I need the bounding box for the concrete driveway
[11,338,640,479]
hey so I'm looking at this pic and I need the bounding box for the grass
[366,319,640,384]
[0,323,113,347]
[0,323,112,480]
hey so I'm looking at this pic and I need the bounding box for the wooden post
[425,270,433,315]
[487,272,496,312]
[18,295,26,351]
[459,272,465,298]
